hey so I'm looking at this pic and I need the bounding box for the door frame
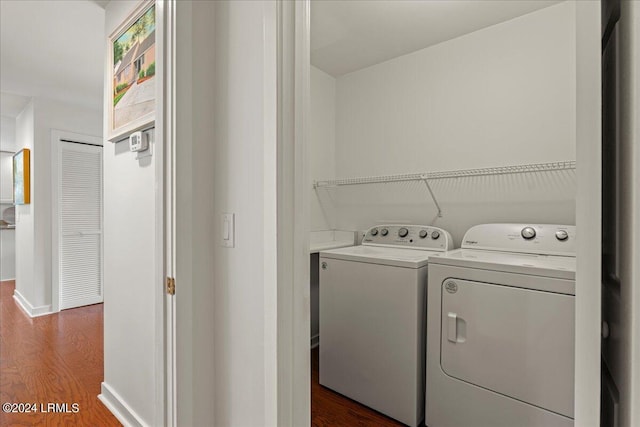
[50,129,103,314]
[277,0,311,425]
[574,1,602,425]
[161,0,177,425]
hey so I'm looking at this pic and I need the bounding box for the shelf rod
[420,175,442,218]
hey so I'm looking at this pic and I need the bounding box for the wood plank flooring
[311,347,406,427]
[0,280,120,427]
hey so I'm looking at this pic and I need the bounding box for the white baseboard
[99,382,148,427]
[13,289,53,318]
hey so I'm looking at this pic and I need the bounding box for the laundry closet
[308,1,581,426]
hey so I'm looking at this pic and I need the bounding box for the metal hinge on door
[166,277,176,295]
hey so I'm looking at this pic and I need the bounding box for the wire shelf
[313,160,576,218]
[313,161,576,188]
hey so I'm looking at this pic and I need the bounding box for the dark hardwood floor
[0,280,121,427]
[311,347,405,427]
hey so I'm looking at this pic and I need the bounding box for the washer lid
[320,245,436,268]
[428,248,576,280]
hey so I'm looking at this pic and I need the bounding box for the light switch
[222,213,235,248]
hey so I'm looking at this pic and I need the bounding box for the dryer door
[440,279,575,418]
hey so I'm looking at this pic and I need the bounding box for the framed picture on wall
[108,0,156,142]
[13,148,30,205]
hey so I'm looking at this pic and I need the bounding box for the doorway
[295,1,602,426]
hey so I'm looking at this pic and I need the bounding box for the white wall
[310,66,336,231]
[35,99,102,307]
[313,2,577,245]
[101,1,158,426]
[12,98,102,312]
[1,115,16,151]
[0,222,15,281]
[208,1,276,424]
[14,105,34,299]
[175,1,278,425]
[1,115,16,281]
[0,149,13,203]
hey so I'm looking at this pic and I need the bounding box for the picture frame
[13,148,30,205]
[107,0,156,142]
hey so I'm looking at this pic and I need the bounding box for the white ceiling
[311,0,562,76]
[90,0,110,8]
[0,0,106,112]
[0,93,31,118]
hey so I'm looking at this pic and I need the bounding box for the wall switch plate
[221,213,235,248]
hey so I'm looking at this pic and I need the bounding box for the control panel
[129,129,153,160]
[129,131,148,152]
[362,225,453,251]
[461,224,576,256]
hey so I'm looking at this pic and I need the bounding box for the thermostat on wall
[129,131,148,152]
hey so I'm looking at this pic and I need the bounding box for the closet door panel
[57,141,103,310]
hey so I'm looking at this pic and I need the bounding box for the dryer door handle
[447,312,458,342]
[447,312,467,343]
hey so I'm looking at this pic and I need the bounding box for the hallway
[0,280,120,426]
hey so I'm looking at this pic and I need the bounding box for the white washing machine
[320,224,454,427]
[426,223,576,427]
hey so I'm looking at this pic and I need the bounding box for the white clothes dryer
[320,225,454,427]
[426,223,576,427]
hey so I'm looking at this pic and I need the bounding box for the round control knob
[555,230,569,241]
[398,228,409,238]
[419,229,428,239]
[370,228,379,236]
[431,230,440,240]
[521,227,536,240]
[380,228,389,236]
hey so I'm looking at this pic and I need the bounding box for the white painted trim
[50,129,103,146]
[50,129,103,314]
[13,289,53,317]
[277,0,311,425]
[99,382,148,427]
[574,1,601,426]
[155,0,171,425]
[264,0,279,425]
[619,1,640,423]
[172,1,195,424]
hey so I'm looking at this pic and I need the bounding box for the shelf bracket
[420,174,442,218]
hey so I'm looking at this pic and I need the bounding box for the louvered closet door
[58,141,103,310]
